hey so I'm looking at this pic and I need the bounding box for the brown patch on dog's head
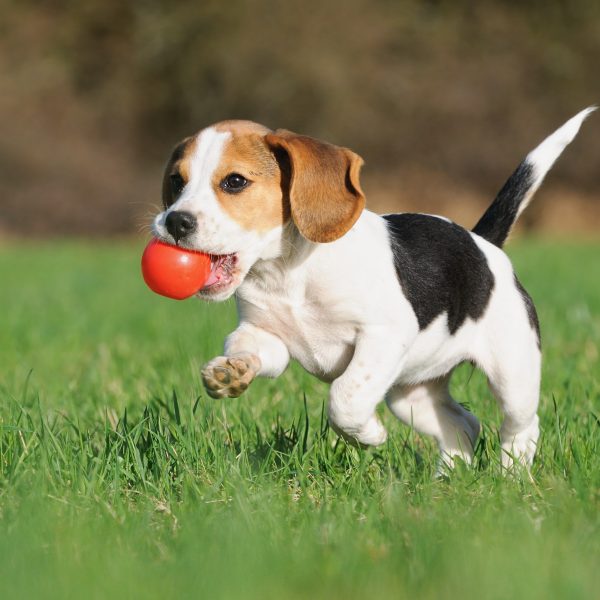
[211,121,291,232]
[264,130,365,243]
[214,120,272,137]
[161,136,196,208]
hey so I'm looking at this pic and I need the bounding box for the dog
[152,108,594,470]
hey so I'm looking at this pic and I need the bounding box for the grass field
[0,238,599,599]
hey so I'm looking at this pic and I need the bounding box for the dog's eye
[170,173,185,198]
[220,173,249,194]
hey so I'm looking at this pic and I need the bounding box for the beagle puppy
[152,109,594,469]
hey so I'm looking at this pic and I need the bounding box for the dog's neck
[239,222,317,295]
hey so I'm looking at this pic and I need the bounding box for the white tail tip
[526,106,596,175]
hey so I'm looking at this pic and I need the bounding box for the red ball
[141,239,212,300]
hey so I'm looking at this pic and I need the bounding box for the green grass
[0,238,599,599]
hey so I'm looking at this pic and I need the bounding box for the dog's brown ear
[265,130,365,243]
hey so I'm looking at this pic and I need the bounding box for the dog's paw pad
[201,354,259,399]
[227,357,248,375]
[213,367,231,384]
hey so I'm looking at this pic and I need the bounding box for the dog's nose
[165,211,197,242]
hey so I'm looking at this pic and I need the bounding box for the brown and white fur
[152,109,594,470]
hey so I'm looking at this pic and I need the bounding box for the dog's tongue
[203,267,222,288]
[200,254,236,291]
[202,258,226,288]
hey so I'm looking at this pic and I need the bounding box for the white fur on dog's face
[153,121,290,301]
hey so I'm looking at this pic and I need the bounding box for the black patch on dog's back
[384,214,495,334]
[514,274,541,348]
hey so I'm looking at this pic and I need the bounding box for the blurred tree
[0,0,598,235]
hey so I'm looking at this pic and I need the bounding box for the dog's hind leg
[485,344,541,469]
[386,376,480,469]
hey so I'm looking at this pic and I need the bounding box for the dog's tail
[472,107,596,248]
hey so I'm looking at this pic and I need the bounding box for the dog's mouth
[200,253,238,294]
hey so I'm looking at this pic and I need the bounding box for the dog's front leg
[201,322,289,398]
[328,328,408,447]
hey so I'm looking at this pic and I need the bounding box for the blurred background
[0,0,599,238]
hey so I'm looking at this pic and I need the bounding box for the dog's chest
[238,279,357,381]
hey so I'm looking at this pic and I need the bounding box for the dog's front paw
[201,353,260,399]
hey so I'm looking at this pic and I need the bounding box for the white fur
[516,107,596,218]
